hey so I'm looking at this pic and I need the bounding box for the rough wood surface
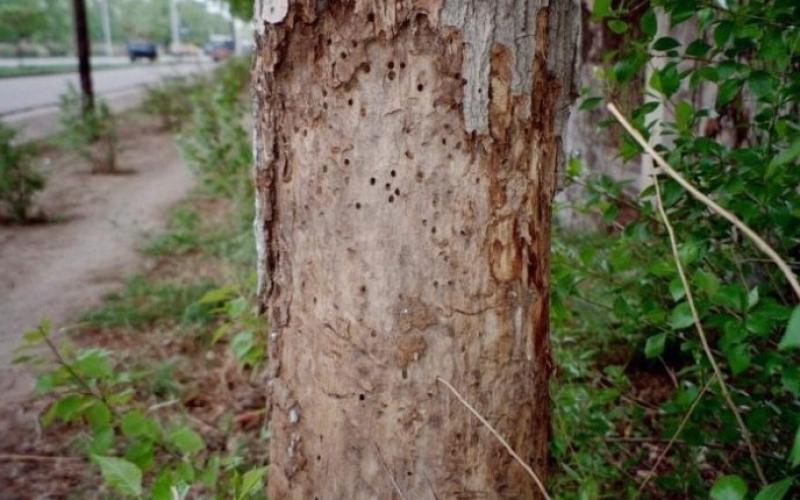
[253,1,578,498]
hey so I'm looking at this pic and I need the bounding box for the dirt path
[0,115,193,401]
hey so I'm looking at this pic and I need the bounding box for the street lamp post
[170,0,181,54]
[98,0,113,57]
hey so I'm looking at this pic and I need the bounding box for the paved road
[0,55,185,68]
[0,59,214,141]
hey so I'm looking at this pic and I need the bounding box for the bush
[0,122,44,222]
[554,0,800,497]
[58,86,118,174]
[142,77,198,131]
[179,59,252,199]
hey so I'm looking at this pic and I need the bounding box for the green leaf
[717,79,742,108]
[670,302,695,330]
[669,278,686,302]
[92,455,142,497]
[640,9,657,37]
[754,478,794,500]
[607,20,628,34]
[168,425,206,455]
[237,467,267,500]
[686,39,711,57]
[650,64,681,98]
[89,428,115,456]
[51,394,92,423]
[675,101,694,134]
[592,0,611,18]
[725,343,751,375]
[778,306,800,350]
[120,410,162,441]
[769,138,800,169]
[748,71,777,99]
[710,475,748,500]
[85,401,111,432]
[714,21,733,46]
[747,287,759,310]
[790,425,800,468]
[74,349,112,379]
[579,96,602,111]
[645,333,666,359]
[653,37,680,51]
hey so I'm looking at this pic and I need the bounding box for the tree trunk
[253,1,578,498]
[71,0,94,113]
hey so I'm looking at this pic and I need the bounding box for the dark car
[127,41,158,62]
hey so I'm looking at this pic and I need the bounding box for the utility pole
[169,0,181,54]
[71,0,94,113]
[98,0,113,57]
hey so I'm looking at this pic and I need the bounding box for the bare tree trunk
[253,1,578,498]
[72,0,94,113]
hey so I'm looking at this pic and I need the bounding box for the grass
[81,275,219,330]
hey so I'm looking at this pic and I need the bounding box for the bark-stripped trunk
[72,0,94,113]
[253,1,578,498]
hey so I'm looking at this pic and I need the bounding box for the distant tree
[0,1,48,57]
[226,0,253,21]
[71,0,94,113]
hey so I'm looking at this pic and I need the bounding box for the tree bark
[253,1,578,498]
[71,0,94,113]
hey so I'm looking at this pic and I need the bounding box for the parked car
[127,41,158,62]
[205,37,234,62]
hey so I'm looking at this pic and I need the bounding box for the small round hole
[390,170,396,177]
[344,158,350,165]
[348,99,354,106]
[367,12,375,22]
[388,195,395,203]
[417,84,424,92]
[359,394,365,401]
[355,202,361,209]
[394,188,400,196]
[388,71,396,81]
[340,52,347,59]
[400,62,406,69]
[385,183,391,190]
[322,165,328,173]
[388,61,395,69]
[370,177,376,185]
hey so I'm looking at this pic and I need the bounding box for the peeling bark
[253,1,579,498]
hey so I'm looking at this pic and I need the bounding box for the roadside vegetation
[58,86,119,174]
[0,121,45,222]
[551,0,800,498]
[11,58,268,498]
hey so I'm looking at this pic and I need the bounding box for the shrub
[179,59,252,199]
[553,0,800,497]
[142,77,198,131]
[0,122,44,222]
[58,86,118,174]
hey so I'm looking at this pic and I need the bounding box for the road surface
[0,59,214,141]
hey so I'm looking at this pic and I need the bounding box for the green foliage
[553,0,800,496]
[58,86,119,174]
[179,58,252,199]
[82,276,218,329]
[142,77,199,132]
[19,59,266,498]
[17,319,267,498]
[0,122,44,222]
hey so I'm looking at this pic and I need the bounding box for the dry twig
[607,103,800,302]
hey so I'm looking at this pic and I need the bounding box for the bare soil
[0,113,193,402]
